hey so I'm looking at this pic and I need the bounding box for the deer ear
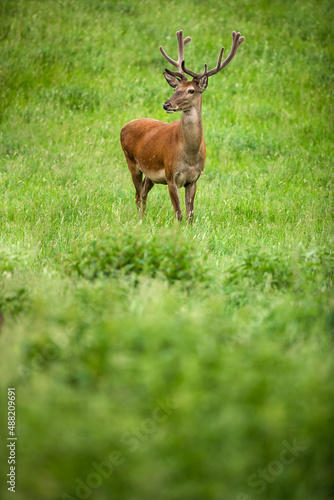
[163,71,182,89]
[197,74,208,93]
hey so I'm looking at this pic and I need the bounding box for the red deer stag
[120,30,244,221]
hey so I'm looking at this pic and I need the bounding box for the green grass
[0,0,333,499]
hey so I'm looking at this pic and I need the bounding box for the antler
[160,30,191,80]
[182,31,245,81]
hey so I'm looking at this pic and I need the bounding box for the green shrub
[223,246,334,305]
[0,249,30,316]
[224,246,293,291]
[0,248,29,276]
[0,287,28,316]
[66,229,210,284]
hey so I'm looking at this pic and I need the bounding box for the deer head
[160,30,245,113]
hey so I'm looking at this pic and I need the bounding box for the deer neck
[179,97,203,157]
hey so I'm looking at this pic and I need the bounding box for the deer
[120,29,244,221]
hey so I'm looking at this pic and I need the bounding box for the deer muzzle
[163,101,173,112]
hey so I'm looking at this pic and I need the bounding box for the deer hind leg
[131,169,143,213]
[185,182,197,221]
[124,153,144,213]
[141,177,154,213]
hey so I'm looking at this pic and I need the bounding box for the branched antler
[182,31,245,81]
[160,30,191,80]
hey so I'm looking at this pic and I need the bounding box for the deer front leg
[185,182,197,221]
[168,183,183,221]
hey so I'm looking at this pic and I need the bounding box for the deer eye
[188,89,195,94]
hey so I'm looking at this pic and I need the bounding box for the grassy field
[0,0,333,499]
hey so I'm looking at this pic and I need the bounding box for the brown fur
[121,80,206,221]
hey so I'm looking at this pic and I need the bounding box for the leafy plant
[224,246,293,291]
[223,245,334,306]
[0,248,29,277]
[66,230,210,284]
[0,287,28,316]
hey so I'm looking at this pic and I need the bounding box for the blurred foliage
[0,249,30,316]
[0,286,29,316]
[0,248,29,276]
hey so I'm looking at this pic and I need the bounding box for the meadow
[0,0,333,499]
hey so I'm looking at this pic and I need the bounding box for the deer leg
[130,168,143,213]
[133,174,143,212]
[168,183,183,221]
[123,151,144,213]
[141,177,154,213]
[185,182,197,221]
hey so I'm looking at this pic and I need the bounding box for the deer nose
[163,101,171,111]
